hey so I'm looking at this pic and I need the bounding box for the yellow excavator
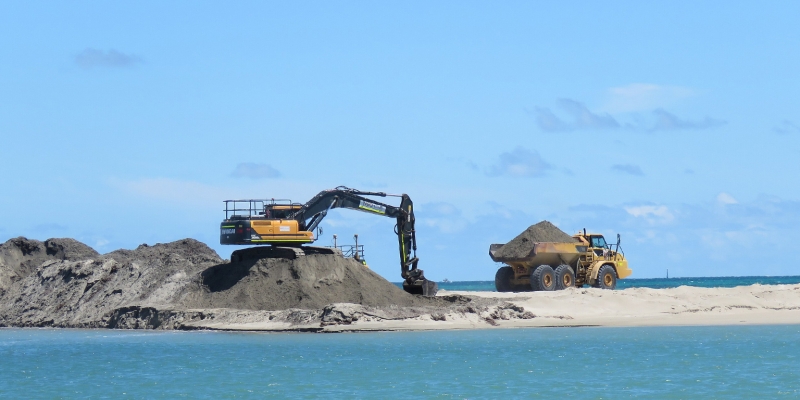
[220,186,438,296]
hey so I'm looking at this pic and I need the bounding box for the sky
[1,2,799,281]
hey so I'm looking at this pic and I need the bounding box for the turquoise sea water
[404,275,800,292]
[2,326,800,398]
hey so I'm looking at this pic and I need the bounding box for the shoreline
[118,283,800,333]
[3,236,799,333]
[201,283,800,332]
[3,283,799,333]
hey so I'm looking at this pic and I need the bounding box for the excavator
[219,186,438,296]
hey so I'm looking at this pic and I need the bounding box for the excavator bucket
[403,278,439,297]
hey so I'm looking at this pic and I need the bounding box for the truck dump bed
[489,241,586,267]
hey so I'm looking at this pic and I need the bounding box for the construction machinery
[490,230,632,291]
[219,186,438,296]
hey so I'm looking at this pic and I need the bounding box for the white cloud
[421,218,468,234]
[773,120,800,134]
[716,192,738,205]
[624,205,674,224]
[230,163,281,179]
[650,109,726,131]
[75,48,142,68]
[533,95,724,133]
[109,177,314,208]
[603,83,694,113]
[532,107,571,132]
[611,164,644,176]
[533,99,619,132]
[417,202,468,233]
[487,147,552,178]
[701,227,768,261]
[113,177,229,205]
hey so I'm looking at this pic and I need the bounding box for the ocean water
[412,275,800,292]
[2,326,799,398]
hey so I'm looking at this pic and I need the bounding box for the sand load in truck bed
[493,221,575,259]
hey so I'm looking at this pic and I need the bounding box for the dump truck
[490,229,632,291]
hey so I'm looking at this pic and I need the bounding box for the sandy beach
[3,237,799,333]
[186,283,800,332]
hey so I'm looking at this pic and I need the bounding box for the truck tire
[530,265,555,291]
[495,266,514,292]
[554,264,575,290]
[593,265,617,290]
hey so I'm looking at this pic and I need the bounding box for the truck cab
[588,235,609,256]
[589,235,607,249]
[574,233,610,254]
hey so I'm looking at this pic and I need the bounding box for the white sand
[190,284,800,332]
[468,283,800,329]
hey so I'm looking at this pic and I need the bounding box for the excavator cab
[220,199,314,245]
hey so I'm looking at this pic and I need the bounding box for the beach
[183,283,800,332]
[3,237,800,333]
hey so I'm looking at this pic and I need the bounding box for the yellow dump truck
[489,230,632,291]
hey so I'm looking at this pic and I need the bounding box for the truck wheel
[554,265,575,290]
[530,265,555,291]
[495,266,514,292]
[593,265,617,290]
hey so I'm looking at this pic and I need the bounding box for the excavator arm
[290,187,436,296]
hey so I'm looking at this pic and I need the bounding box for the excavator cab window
[264,206,292,219]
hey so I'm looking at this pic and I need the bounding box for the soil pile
[0,237,434,328]
[0,239,222,328]
[0,237,99,295]
[182,253,426,311]
[494,221,575,259]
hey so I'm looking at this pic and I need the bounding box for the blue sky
[1,2,799,281]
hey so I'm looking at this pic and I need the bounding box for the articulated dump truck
[490,229,632,292]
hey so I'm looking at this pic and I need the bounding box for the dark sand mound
[0,238,436,328]
[182,254,426,311]
[0,239,222,328]
[494,221,575,259]
[0,237,99,294]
